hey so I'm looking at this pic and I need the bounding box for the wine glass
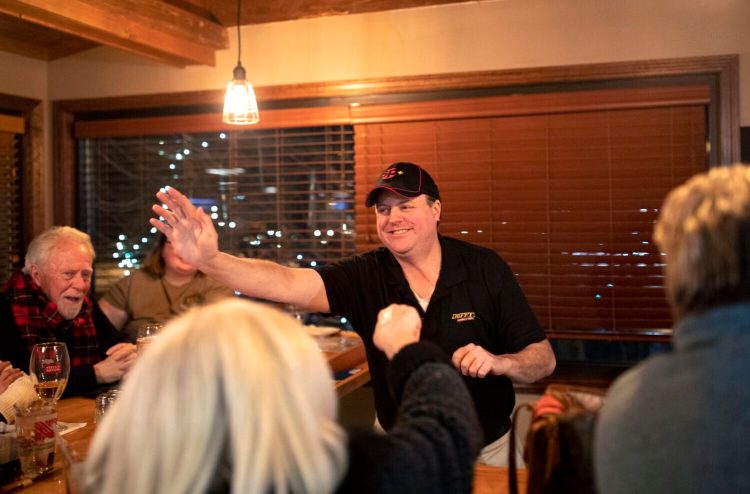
[136,323,163,355]
[29,342,70,403]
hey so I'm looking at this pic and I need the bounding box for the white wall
[0,51,47,100]
[45,0,750,124]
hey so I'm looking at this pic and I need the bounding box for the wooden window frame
[52,55,739,345]
[54,55,740,229]
[0,94,45,248]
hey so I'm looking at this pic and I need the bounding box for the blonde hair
[83,299,347,494]
[654,164,750,319]
[22,226,95,274]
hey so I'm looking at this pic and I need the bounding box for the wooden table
[3,334,525,493]
[0,398,92,493]
[321,332,371,398]
[5,397,527,493]
[2,336,371,493]
[474,464,527,494]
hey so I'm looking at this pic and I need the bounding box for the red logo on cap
[382,168,397,180]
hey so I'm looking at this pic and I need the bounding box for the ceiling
[0,0,481,67]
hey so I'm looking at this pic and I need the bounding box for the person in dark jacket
[595,164,750,493]
[0,226,136,395]
[81,299,482,494]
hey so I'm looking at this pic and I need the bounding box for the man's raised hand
[150,186,219,269]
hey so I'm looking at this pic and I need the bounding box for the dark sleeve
[315,255,372,336]
[65,299,128,396]
[67,364,97,396]
[0,295,32,372]
[337,341,483,494]
[493,256,547,352]
[92,297,127,360]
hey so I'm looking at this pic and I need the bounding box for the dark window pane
[78,126,355,296]
[0,131,22,280]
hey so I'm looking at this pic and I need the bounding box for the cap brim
[365,186,421,207]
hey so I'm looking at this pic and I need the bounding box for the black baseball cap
[365,162,441,207]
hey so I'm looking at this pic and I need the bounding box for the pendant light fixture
[222,0,259,125]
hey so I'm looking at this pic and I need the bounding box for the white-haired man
[0,226,137,396]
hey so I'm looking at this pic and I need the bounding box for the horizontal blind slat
[355,102,706,334]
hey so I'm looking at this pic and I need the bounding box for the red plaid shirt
[3,271,99,366]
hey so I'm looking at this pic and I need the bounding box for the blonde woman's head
[83,298,347,494]
[654,164,750,320]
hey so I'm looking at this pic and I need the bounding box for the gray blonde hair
[22,226,95,274]
[654,164,750,319]
[82,298,347,494]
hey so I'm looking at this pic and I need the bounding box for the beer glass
[29,342,70,403]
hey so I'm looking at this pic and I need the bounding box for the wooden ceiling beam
[0,32,48,60]
[0,0,228,66]
[170,0,477,26]
[45,37,98,60]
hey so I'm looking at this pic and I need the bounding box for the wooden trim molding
[348,85,710,124]
[74,105,353,138]
[53,108,76,227]
[54,54,741,224]
[0,93,45,247]
[55,54,740,112]
[74,84,711,138]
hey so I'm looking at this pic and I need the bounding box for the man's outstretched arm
[151,186,330,312]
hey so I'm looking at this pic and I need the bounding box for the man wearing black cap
[152,162,555,466]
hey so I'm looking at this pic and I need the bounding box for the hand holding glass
[29,342,70,402]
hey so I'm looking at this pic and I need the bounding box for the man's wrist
[197,249,221,273]
[93,362,103,384]
[386,337,420,360]
[492,354,511,376]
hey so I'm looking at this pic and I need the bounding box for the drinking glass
[14,400,57,478]
[94,388,120,423]
[136,323,163,355]
[29,342,70,403]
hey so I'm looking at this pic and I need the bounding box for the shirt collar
[382,235,468,304]
[673,301,750,351]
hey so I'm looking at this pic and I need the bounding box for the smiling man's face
[374,191,441,259]
[30,241,93,319]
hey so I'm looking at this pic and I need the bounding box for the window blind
[0,131,22,280]
[78,126,354,295]
[355,105,706,335]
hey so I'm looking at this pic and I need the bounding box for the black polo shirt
[317,235,545,444]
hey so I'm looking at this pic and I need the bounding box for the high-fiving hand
[150,187,220,269]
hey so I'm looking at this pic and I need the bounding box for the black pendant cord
[236,0,242,66]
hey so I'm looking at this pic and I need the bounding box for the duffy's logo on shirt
[451,312,476,323]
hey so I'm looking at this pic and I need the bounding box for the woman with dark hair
[99,234,234,341]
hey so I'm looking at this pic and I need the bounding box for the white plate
[304,325,340,337]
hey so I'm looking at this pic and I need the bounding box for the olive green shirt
[102,270,235,341]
